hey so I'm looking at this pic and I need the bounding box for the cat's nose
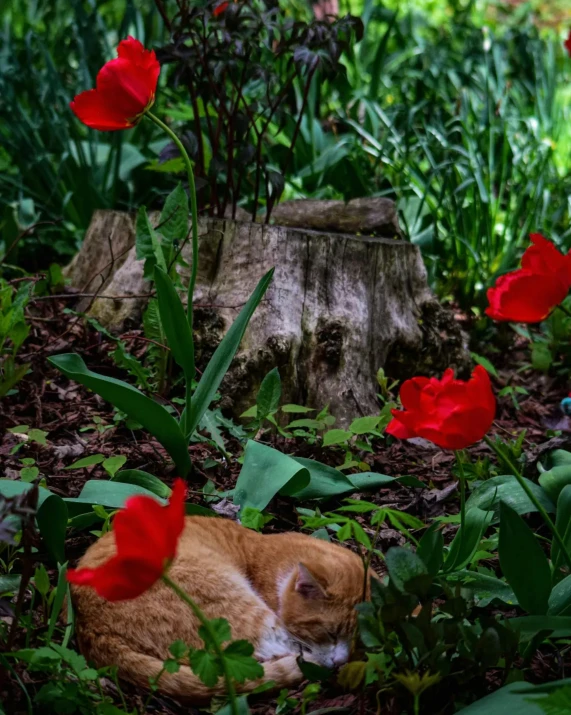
[332,643,350,667]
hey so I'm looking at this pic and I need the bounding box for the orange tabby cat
[71,516,370,702]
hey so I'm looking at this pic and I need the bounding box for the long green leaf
[186,269,274,436]
[234,440,310,510]
[48,353,191,476]
[36,494,68,564]
[444,507,493,573]
[552,485,571,570]
[499,502,551,616]
[154,266,194,383]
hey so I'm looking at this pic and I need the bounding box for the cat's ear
[295,563,327,599]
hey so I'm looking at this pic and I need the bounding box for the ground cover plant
[2,1,571,714]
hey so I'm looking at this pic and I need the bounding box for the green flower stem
[484,435,571,570]
[454,451,467,533]
[162,574,238,715]
[146,111,199,438]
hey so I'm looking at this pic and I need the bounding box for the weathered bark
[64,210,469,425]
[269,198,402,237]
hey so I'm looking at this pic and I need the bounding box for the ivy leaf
[223,640,264,683]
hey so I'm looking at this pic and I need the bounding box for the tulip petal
[68,556,162,601]
[71,89,135,131]
[386,413,416,439]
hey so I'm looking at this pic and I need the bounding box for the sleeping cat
[71,515,371,702]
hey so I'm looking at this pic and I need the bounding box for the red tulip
[486,234,571,323]
[70,37,160,131]
[386,366,495,450]
[565,30,571,57]
[67,479,186,601]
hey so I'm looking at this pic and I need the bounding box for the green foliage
[0,0,167,265]
[0,279,32,398]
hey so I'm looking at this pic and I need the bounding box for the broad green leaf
[112,470,172,499]
[63,454,105,470]
[552,486,571,569]
[154,266,195,385]
[385,547,428,594]
[223,640,264,683]
[499,502,551,615]
[466,475,555,521]
[64,480,165,515]
[538,466,571,503]
[293,459,421,500]
[526,684,571,713]
[507,616,571,639]
[322,429,352,447]
[158,183,189,244]
[48,354,191,476]
[0,575,21,594]
[548,575,571,616]
[417,523,444,576]
[457,680,570,714]
[446,570,517,607]
[349,472,425,490]
[444,507,493,572]
[234,441,310,510]
[256,368,281,420]
[187,269,274,436]
[540,450,571,472]
[37,494,68,564]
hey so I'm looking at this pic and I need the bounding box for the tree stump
[64,210,470,425]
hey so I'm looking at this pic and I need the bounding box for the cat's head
[278,547,371,669]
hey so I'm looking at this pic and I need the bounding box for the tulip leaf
[456,679,571,714]
[36,494,68,565]
[417,523,444,576]
[445,570,517,607]
[548,574,571,616]
[48,353,191,477]
[111,470,172,499]
[443,507,493,572]
[234,441,310,510]
[465,475,555,521]
[506,616,571,639]
[538,465,571,503]
[552,485,571,571]
[499,502,551,616]
[186,268,274,437]
[154,266,194,384]
[64,480,165,515]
